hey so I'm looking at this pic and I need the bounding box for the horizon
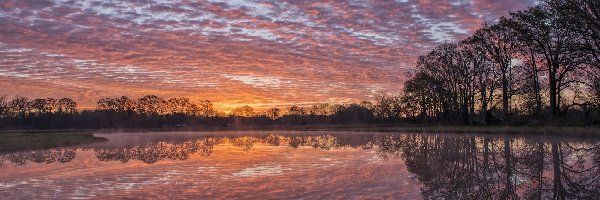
[0,0,537,112]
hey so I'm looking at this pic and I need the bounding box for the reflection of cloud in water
[0,182,21,189]
[232,165,286,177]
[1,132,599,199]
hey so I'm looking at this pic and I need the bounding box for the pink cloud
[0,0,536,110]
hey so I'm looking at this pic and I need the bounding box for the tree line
[400,0,600,125]
[0,94,381,129]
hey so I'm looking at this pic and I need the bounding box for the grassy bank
[0,132,108,153]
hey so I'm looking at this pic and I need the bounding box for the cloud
[0,0,536,110]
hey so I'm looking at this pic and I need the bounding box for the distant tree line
[0,94,380,129]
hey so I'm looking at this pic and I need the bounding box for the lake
[1,131,599,199]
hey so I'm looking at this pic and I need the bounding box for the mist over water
[1,131,599,199]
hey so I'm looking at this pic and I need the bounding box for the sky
[0,0,536,111]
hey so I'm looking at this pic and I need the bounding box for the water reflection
[0,134,354,166]
[392,135,600,199]
[1,132,599,199]
[0,148,76,166]
[96,138,219,164]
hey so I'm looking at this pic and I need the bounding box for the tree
[373,94,402,122]
[0,95,7,118]
[473,20,519,124]
[115,96,136,112]
[403,72,441,119]
[461,36,497,125]
[231,105,255,117]
[9,96,30,118]
[547,0,599,68]
[266,108,280,120]
[137,95,164,115]
[405,43,478,125]
[287,105,306,116]
[57,98,77,114]
[30,98,50,115]
[166,97,197,115]
[547,0,600,111]
[308,103,334,116]
[508,5,582,122]
[196,100,215,117]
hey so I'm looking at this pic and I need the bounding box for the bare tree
[473,20,519,124]
[508,5,581,121]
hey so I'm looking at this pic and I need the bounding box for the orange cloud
[0,0,536,111]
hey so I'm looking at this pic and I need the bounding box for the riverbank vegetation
[0,132,107,153]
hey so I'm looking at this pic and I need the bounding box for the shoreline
[1,125,599,137]
[1,126,598,153]
[0,132,108,153]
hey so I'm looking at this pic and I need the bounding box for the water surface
[1,131,599,199]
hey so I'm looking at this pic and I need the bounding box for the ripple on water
[231,165,286,177]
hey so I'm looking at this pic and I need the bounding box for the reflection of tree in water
[3,132,597,199]
[94,134,350,164]
[0,148,76,166]
[95,138,220,164]
[228,134,348,150]
[362,135,405,159]
[553,142,600,199]
[231,136,257,150]
[0,134,354,166]
[364,134,600,199]
[266,134,283,146]
[93,134,351,164]
[287,135,344,150]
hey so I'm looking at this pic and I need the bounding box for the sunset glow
[2,1,600,198]
[0,0,536,110]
